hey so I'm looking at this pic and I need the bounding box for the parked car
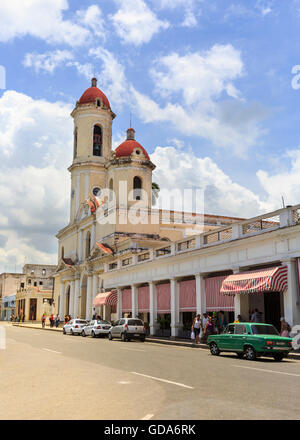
[63,319,88,335]
[208,322,293,361]
[81,319,111,338]
[108,318,146,342]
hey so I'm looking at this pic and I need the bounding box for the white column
[117,288,122,319]
[59,281,65,318]
[85,276,93,320]
[195,274,206,315]
[132,285,138,318]
[69,281,75,318]
[283,259,300,327]
[149,282,157,335]
[170,278,180,338]
[73,278,80,318]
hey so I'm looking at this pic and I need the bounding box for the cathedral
[54,79,300,336]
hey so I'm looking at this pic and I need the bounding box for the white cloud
[23,50,74,74]
[0,90,72,272]
[0,0,91,46]
[151,145,270,216]
[76,4,106,38]
[182,10,198,27]
[110,0,169,45]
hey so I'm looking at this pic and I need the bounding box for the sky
[1,0,300,272]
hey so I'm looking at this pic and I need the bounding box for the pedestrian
[192,314,202,345]
[42,314,46,328]
[280,317,291,337]
[234,314,243,323]
[218,310,227,333]
[203,315,215,343]
[10,313,14,323]
[251,308,261,323]
[55,314,60,328]
[50,313,55,328]
[22,313,25,323]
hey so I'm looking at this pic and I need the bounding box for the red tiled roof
[79,86,110,108]
[115,139,150,160]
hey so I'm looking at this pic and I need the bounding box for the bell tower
[69,78,116,222]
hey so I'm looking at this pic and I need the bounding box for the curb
[12,324,300,360]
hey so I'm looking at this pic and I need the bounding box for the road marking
[131,372,194,389]
[142,414,154,420]
[121,347,145,352]
[118,381,131,384]
[42,348,61,354]
[232,364,300,377]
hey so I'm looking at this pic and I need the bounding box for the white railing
[104,204,300,272]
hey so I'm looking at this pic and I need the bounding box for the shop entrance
[29,299,37,321]
[264,292,282,332]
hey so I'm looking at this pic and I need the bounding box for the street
[1,323,300,420]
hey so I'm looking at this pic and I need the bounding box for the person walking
[251,308,261,323]
[192,314,202,345]
[203,315,215,343]
[55,314,60,328]
[41,314,46,328]
[49,314,54,328]
[218,310,227,333]
[280,317,291,337]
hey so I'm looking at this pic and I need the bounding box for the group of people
[10,313,25,323]
[41,314,60,328]
[192,311,228,344]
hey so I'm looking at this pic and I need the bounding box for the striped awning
[93,291,118,307]
[221,266,288,296]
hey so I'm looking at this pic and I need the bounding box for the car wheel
[273,353,284,362]
[63,328,66,335]
[91,331,96,338]
[108,332,113,341]
[140,337,145,342]
[245,346,256,361]
[209,342,220,356]
[82,330,86,337]
[70,329,74,336]
[121,333,127,342]
[236,352,244,359]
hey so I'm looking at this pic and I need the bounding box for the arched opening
[80,275,87,319]
[133,176,142,201]
[93,125,102,157]
[85,231,91,259]
[65,285,70,316]
[109,178,113,201]
[73,128,77,159]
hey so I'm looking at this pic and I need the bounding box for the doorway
[29,299,37,321]
[264,292,282,332]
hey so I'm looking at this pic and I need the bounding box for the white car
[109,318,146,342]
[63,319,88,335]
[81,319,111,338]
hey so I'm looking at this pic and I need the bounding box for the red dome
[115,140,150,161]
[79,78,110,108]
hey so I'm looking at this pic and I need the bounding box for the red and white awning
[93,291,118,307]
[221,266,288,296]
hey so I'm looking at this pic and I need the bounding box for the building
[0,264,56,321]
[54,79,300,335]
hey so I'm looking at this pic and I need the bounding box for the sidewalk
[11,323,300,359]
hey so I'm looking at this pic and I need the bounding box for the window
[109,262,118,270]
[34,282,37,287]
[128,319,143,326]
[73,128,77,159]
[156,246,171,257]
[85,231,91,258]
[28,279,31,284]
[251,325,279,335]
[92,187,101,197]
[20,283,24,289]
[133,176,142,201]
[122,258,132,267]
[225,324,235,334]
[93,125,102,156]
[39,281,43,286]
[235,325,247,335]
[31,269,35,275]
[42,269,46,276]
[138,253,150,262]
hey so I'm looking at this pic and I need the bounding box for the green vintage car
[208,322,293,361]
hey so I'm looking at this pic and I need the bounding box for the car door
[117,319,125,337]
[233,324,247,351]
[219,324,235,350]
[86,320,94,335]
[66,320,73,333]
[111,320,119,336]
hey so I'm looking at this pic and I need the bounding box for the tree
[152,182,160,206]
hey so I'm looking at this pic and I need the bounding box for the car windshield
[97,320,110,324]
[128,319,143,326]
[251,325,279,335]
[75,320,87,324]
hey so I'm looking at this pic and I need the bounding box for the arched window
[85,231,91,259]
[93,125,102,157]
[109,178,113,201]
[73,128,77,159]
[133,176,142,201]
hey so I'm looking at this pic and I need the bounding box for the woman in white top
[192,314,202,344]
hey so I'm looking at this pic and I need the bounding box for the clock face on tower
[92,187,101,197]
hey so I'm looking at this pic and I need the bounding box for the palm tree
[152,182,160,206]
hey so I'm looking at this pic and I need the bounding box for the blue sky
[0,0,300,272]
